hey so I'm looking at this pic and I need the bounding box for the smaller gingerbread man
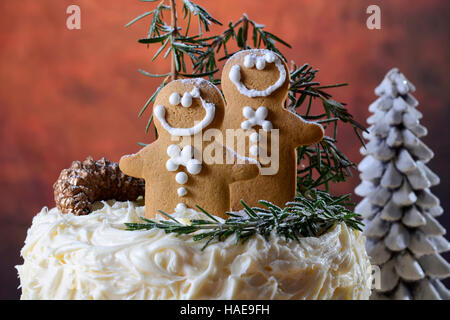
[120,79,258,219]
[221,49,324,210]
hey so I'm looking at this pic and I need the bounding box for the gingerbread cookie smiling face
[228,50,287,98]
[222,49,325,210]
[120,79,258,219]
[153,84,218,137]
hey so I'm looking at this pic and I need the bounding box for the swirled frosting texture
[17,201,372,300]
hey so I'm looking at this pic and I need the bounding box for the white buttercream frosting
[16,201,372,300]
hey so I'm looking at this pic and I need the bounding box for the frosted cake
[17,201,372,300]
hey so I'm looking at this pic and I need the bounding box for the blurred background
[0,0,449,299]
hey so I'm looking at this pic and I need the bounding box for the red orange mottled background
[1,0,449,299]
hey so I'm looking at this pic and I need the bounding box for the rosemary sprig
[125,190,363,250]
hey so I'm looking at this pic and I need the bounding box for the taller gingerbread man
[120,79,258,219]
[222,49,324,210]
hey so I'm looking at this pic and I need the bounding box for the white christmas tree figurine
[355,68,450,300]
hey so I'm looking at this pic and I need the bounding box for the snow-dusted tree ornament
[355,68,450,300]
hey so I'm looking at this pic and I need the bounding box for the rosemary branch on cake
[125,190,363,250]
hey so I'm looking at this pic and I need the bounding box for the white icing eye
[169,92,181,105]
[229,65,241,82]
[177,187,187,197]
[262,120,273,131]
[190,87,200,98]
[175,172,188,184]
[255,106,268,120]
[242,106,255,118]
[167,144,181,157]
[264,52,276,63]
[166,159,178,171]
[186,159,202,175]
[181,92,193,107]
[250,132,259,143]
[256,57,266,70]
[249,145,259,156]
[154,105,165,118]
[243,55,255,68]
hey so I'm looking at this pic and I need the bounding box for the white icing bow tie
[166,144,202,175]
[241,106,273,131]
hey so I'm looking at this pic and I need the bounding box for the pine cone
[53,157,145,215]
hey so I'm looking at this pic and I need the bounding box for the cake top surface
[17,201,372,300]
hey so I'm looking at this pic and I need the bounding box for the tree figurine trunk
[355,68,450,300]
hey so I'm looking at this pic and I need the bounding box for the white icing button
[175,172,188,184]
[169,92,181,105]
[177,187,187,197]
[255,57,266,70]
[175,203,187,212]
[249,145,259,156]
[181,92,193,107]
[244,55,255,68]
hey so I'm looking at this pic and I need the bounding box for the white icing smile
[229,51,286,98]
[154,87,215,136]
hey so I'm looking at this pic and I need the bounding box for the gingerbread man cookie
[120,79,258,219]
[221,49,324,210]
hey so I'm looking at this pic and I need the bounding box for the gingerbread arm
[230,162,259,183]
[283,110,324,147]
[119,145,154,179]
[221,144,259,182]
